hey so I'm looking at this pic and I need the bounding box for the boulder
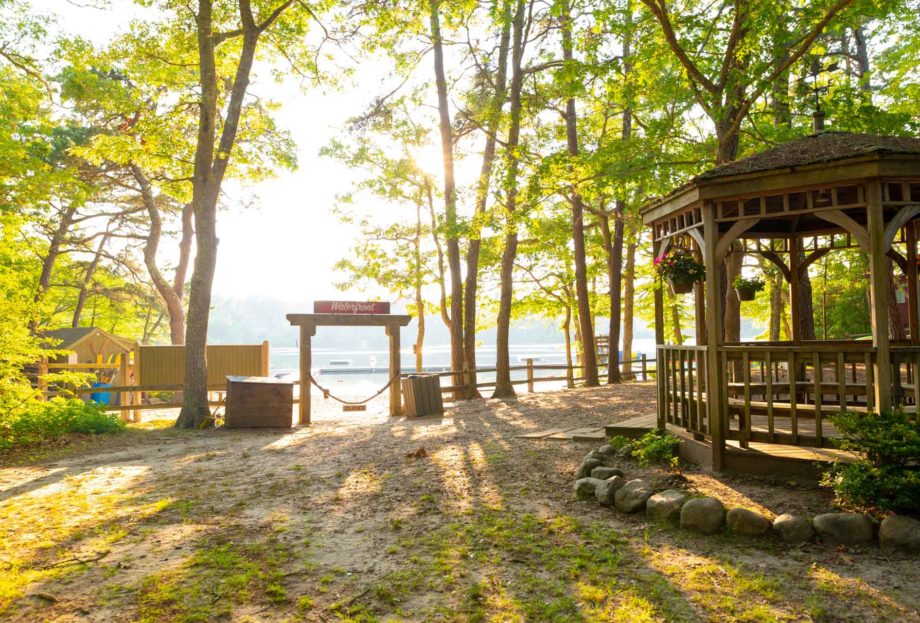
[727,508,771,537]
[813,513,876,546]
[576,458,603,479]
[614,479,653,513]
[591,466,624,480]
[595,476,627,507]
[680,497,724,535]
[646,489,689,524]
[596,444,618,457]
[574,477,604,500]
[879,515,920,554]
[772,514,814,544]
[616,443,634,458]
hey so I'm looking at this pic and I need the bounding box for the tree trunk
[179,0,273,428]
[426,180,451,330]
[72,232,110,327]
[133,165,187,345]
[560,0,598,386]
[414,202,425,372]
[30,204,78,332]
[888,259,907,340]
[797,250,817,340]
[563,304,573,388]
[492,0,527,398]
[770,270,783,341]
[621,240,636,378]
[429,0,465,401]
[463,0,512,400]
[853,26,871,91]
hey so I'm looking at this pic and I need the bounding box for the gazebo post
[653,240,666,431]
[299,323,316,425]
[702,203,726,471]
[906,221,919,345]
[867,181,893,412]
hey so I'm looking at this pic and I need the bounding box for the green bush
[610,430,680,467]
[0,398,126,450]
[823,409,920,513]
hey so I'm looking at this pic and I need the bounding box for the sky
[48,0,439,303]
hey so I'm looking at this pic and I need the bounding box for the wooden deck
[604,412,857,465]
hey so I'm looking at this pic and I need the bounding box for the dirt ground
[2,383,919,623]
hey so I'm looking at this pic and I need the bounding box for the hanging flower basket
[733,275,765,302]
[655,248,704,295]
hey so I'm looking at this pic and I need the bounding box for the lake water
[270,338,658,400]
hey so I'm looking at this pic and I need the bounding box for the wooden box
[225,376,293,428]
[401,375,444,417]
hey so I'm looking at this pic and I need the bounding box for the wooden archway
[287,312,411,424]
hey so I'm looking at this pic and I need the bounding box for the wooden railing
[720,343,876,448]
[414,356,656,396]
[657,345,709,437]
[891,345,920,407]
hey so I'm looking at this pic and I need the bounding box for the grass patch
[137,533,293,623]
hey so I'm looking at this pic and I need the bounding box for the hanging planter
[655,248,705,295]
[733,275,765,301]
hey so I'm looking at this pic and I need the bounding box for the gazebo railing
[719,344,876,448]
[657,345,709,437]
[891,345,920,407]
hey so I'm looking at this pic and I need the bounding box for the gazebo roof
[696,132,920,182]
[642,131,920,230]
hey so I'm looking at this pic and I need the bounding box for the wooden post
[386,323,402,416]
[261,340,270,376]
[653,239,667,430]
[37,357,48,401]
[526,358,534,393]
[867,181,892,412]
[907,221,919,346]
[132,350,141,422]
[299,324,316,425]
[119,356,131,423]
[702,203,726,471]
[641,353,648,381]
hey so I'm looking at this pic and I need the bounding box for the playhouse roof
[42,327,136,352]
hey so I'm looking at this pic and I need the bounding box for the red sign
[313,300,390,315]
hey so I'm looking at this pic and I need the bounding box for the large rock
[596,444,618,457]
[813,513,876,546]
[591,466,624,480]
[616,443,634,458]
[773,514,814,544]
[574,477,604,500]
[595,476,627,507]
[577,458,603,479]
[646,489,689,524]
[879,515,920,554]
[727,508,771,537]
[680,497,724,535]
[614,479,653,513]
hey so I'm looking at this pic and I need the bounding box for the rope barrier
[308,373,401,406]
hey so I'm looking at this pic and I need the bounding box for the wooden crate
[401,375,444,417]
[225,376,293,428]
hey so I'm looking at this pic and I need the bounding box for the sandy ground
[2,383,919,622]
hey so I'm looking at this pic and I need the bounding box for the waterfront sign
[313,300,391,315]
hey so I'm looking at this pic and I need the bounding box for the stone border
[573,445,920,555]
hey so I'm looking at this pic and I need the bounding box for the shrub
[0,398,125,450]
[823,408,920,513]
[611,429,681,467]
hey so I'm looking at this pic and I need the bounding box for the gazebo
[642,131,920,471]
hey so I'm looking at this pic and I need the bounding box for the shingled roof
[695,131,920,182]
